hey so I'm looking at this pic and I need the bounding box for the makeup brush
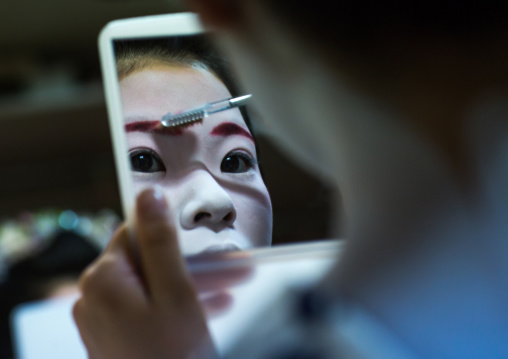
[161,94,252,128]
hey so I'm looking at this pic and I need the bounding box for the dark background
[0,0,340,244]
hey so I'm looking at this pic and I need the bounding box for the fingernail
[137,186,168,220]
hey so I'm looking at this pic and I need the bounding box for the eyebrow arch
[210,122,254,141]
[125,120,183,135]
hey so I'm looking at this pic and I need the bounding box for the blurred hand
[73,188,218,359]
[191,252,253,318]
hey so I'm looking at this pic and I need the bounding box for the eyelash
[128,148,258,175]
[129,148,166,173]
[220,151,258,174]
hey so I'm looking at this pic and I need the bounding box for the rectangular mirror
[99,12,340,258]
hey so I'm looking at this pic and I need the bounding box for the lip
[201,243,241,255]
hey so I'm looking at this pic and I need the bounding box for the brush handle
[206,94,252,115]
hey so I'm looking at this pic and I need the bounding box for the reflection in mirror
[114,36,273,256]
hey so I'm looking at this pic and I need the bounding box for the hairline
[117,55,215,81]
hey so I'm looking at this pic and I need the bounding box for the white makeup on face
[120,64,272,255]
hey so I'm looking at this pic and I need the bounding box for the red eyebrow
[210,122,254,141]
[125,121,184,135]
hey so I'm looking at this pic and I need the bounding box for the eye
[220,151,256,173]
[129,148,166,173]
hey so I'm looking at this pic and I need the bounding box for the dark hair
[114,35,254,135]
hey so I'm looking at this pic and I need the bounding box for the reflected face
[120,64,272,255]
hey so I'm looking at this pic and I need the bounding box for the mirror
[100,13,339,257]
[115,34,272,256]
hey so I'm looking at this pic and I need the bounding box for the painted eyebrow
[125,120,183,135]
[210,122,254,141]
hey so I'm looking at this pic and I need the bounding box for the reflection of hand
[191,253,253,318]
[73,188,218,359]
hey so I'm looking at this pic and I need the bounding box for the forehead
[120,64,233,123]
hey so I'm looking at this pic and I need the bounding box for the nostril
[194,212,209,222]
[192,210,235,225]
[223,212,234,222]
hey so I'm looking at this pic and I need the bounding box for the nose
[180,171,237,231]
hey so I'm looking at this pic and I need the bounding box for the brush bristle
[162,109,205,128]
[158,118,203,130]
[168,117,203,128]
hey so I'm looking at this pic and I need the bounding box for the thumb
[135,187,195,306]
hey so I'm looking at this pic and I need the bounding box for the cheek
[233,184,273,247]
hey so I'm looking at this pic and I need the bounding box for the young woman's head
[115,37,272,256]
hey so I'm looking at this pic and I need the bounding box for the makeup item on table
[161,94,252,128]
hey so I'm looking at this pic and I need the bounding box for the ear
[184,0,243,29]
